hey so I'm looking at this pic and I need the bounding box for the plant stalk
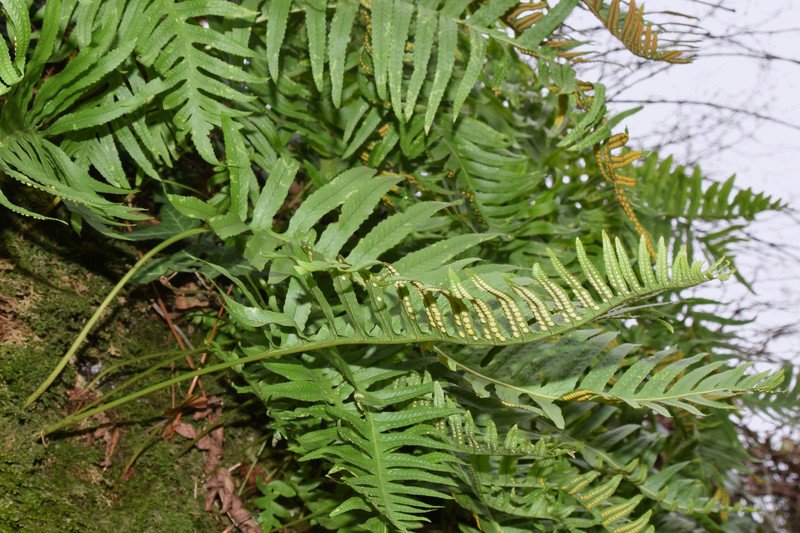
[24,227,208,408]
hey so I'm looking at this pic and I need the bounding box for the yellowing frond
[583,0,692,63]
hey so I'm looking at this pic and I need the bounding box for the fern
[132,0,260,163]
[447,327,780,429]
[581,0,693,63]
[147,142,773,527]
[3,1,786,531]
[164,138,734,367]
[0,0,29,96]
[234,350,456,532]
[742,362,800,424]
[265,0,590,130]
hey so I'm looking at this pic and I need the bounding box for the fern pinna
[2,0,784,531]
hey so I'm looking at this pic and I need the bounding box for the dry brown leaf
[174,397,262,532]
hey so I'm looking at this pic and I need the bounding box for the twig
[609,98,800,132]
[150,302,196,350]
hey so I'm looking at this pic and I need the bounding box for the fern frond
[419,115,557,235]
[453,447,653,531]
[156,127,773,437]
[208,179,728,351]
[237,344,651,531]
[234,349,458,532]
[635,154,784,224]
[0,0,30,96]
[446,324,778,429]
[265,0,583,130]
[0,1,161,223]
[631,153,784,280]
[581,0,693,63]
[742,361,800,424]
[133,0,260,162]
[0,131,144,227]
[30,2,135,126]
[141,128,767,439]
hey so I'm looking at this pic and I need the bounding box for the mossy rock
[0,210,264,532]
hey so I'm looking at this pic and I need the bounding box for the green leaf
[404,3,437,120]
[221,292,298,328]
[346,202,451,267]
[343,108,384,158]
[370,0,392,101]
[424,13,457,132]
[557,84,607,149]
[251,157,300,230]
[267,0,293,82]
[126,203,200,241]
[45,78,167,137]
[11,0,59,112]
[209,211,250,239]
[33,22,137,123]
[167,194,218,220]
[135,0,259,163]
[388,0,415,119]
[0,188,63,223]
[222,116,254,222]
[328,0,359,107]
[452,31,487,119]
[394,233,497,278]
[0,0,30,95]
[286,167,377,239]
[302,0,327,92]
[316,174,401,258]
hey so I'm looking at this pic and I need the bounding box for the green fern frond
[30,2,134,125]
[741,361,800,424]
[138,127,771,441]
[162,127,732,344]
[453,449,653,531]
[234,349,458,532]
[239,345,651,531]
[208,183,729,353]
[635,154,784,225]
[632,153,784,282]
[158,130,772,436]
[427,116,542,233]
[133,0,261,162]
[265,0,583,130]
[0,1,160,224]
[0,131,145,227]
[448,327,779,429]
[0,0,30,96]
[554,401,753,517]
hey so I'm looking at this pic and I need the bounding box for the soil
[0,207,268,532]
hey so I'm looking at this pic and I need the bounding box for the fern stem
[40,331,545,436]
[41,338,362,435]
[268,503,338,533]
[432,345,559,401]
[24,227,209,408]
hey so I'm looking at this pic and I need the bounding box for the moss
[0,415,222,532]
[0,210,262,532]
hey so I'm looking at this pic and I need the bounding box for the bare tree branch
[609,98,800,131]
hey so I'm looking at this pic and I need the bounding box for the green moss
[0,211,261,532]
[0,415,222,532]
